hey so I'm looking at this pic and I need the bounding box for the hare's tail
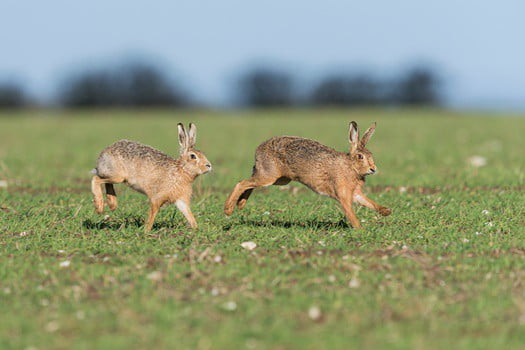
[90,168,98,176]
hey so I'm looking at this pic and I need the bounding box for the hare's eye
[357,154,364,160]
[190,154,197,160]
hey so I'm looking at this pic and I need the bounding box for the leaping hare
[91,123,211,232]
[224,121,391,228]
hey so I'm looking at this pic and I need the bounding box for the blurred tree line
[0,82,28,108]
[0,60,442,109]
[237,66,441,107]
[58,62,187,107]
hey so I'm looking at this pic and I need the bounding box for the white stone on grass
[241,241,257,250]
[467,155,487,167]
[348,278,360,289]
[146,271,162,282]
[222,301,237,311]
[308,306,322,321]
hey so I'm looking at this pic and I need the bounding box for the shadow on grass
[82,217,179,230]
[223,217,349,231]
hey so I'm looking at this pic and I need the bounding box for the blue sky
[1,0,523,108]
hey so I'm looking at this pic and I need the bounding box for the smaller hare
[91,123,211,232]
[224,121,391,228]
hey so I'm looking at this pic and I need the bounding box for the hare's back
[102,140,173,162]
[96,140,175,177]
[258,136,338,162]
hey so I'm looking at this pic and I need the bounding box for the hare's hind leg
[91,176,105,214]
[225,175,279,216]
[237,176,290,210]
[105,184,118,211]
[102,176,125,210]
[236,189,253,210]
[236,165,256,210]
[224,179,254,215]
[92,175,124,214]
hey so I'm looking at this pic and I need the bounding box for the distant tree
[117,62,186,106]
[237,68,295,107]
[393,66,441,106]
[0,82,27,108]
[58,61,188,107]
[59,70,116,107]
[310,74,380,106]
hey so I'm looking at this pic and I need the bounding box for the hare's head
[348,121,378,177]
[178,123,212,175]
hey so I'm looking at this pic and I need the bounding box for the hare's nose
[206,163,212,169]
[369,168,376,173]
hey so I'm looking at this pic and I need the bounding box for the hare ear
[360,122,376,147]
[349,121,359,153]
[177,123,188,153]
[187,123,197,148]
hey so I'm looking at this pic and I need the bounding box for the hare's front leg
[335,189,362,229]
[176,200,197,229]
[339,201,361,228]
[144,200,162,232]
[353,190,392,216]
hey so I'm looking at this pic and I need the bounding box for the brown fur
[91,123,211,232]
[224,121,391,228]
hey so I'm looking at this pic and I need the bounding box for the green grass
[1,109,524,350]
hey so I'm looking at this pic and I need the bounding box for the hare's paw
[107,197,118,211]
[237,198,248,210]
[224,202,235,216]
[379,207,392,216]
[94,200,104,214]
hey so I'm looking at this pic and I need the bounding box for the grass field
[1,109,524,350]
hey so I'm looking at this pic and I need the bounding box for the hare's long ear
[187,123,197,148]
[360,122,376,147]
[349,121,359,154]
[177,123,188,153]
